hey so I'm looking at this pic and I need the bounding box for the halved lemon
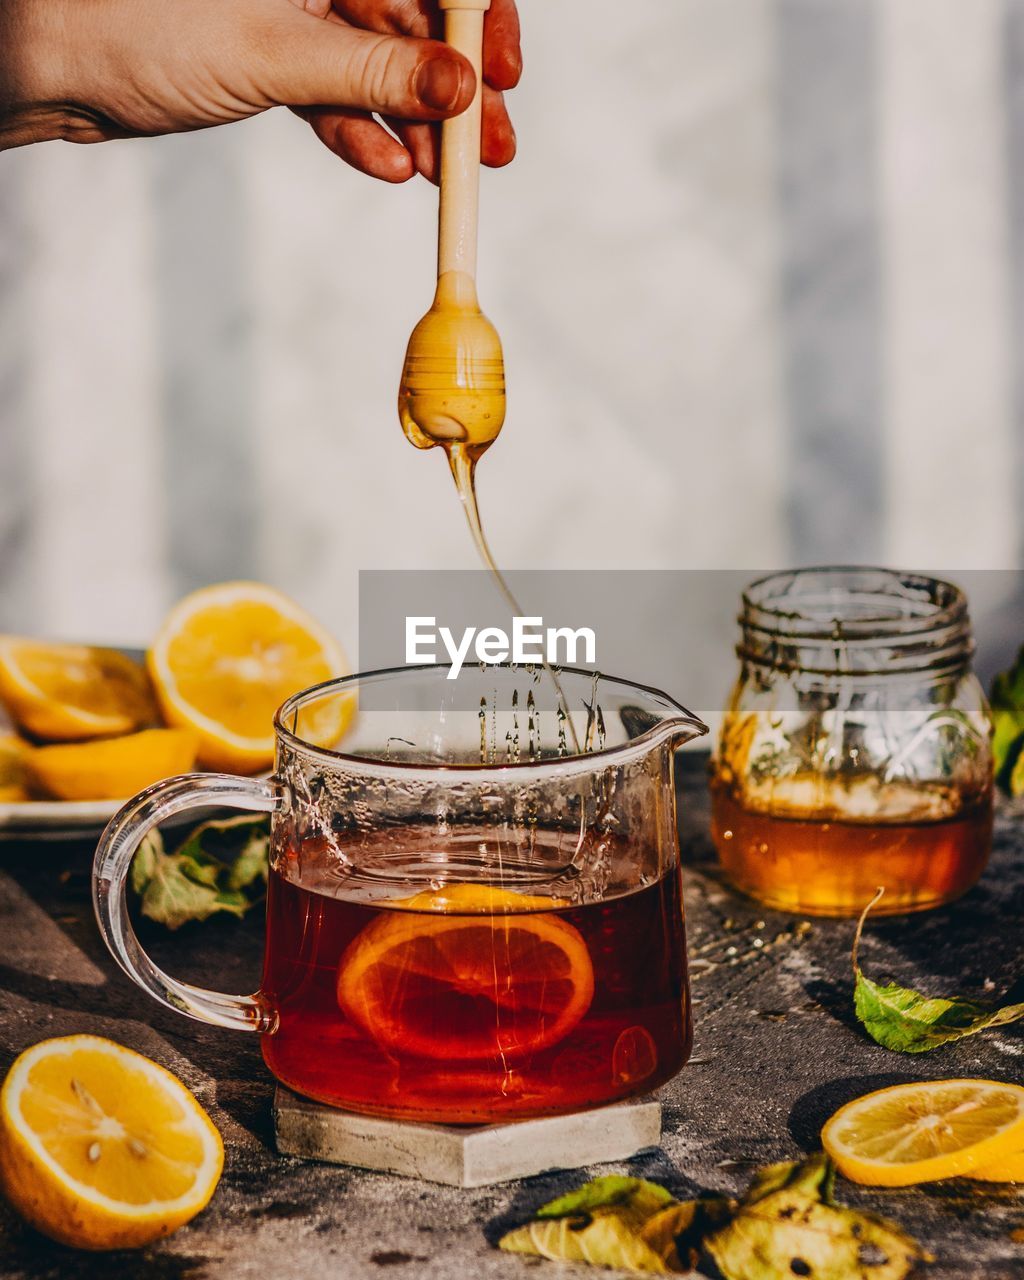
[972,1147,1024,1182]
[148,582,350,773]
[337,884,595,1061]
[27,729,198,801]
[0,1035,223,1250]
[822,1078,1024,1186]
[0,640,156,742]
[0,733,30,802]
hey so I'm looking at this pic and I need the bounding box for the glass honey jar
[710,569,994,917]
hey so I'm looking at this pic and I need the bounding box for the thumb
[256,13,476,120]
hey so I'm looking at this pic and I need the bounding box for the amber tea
[261,825,691,1124]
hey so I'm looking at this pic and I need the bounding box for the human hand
[0,0,520,181]
[300,0,519,181]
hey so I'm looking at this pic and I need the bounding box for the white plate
[0,797,125,841]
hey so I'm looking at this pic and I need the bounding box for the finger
[333,0,519,90]
[256,11,477,121]
[483,0,521,90]
[284,0,332,16]
[481,86,515,167]
[386,118,438,181]
[388,81,515,180]
[301,106,415,181]
[332,0,436,39]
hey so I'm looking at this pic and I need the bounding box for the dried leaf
[743,1155,834,1205]
[852,889,1024,1053]
[130,816,269,929]
[707,1179,928,1280]
[639,1199,733,1272]
[499,1177,679,1273]
[500,1213,672,1273]
[497,1158,928,1280]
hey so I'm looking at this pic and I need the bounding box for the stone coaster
[273,1088,662,1188]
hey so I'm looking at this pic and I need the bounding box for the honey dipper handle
[437,0,491,280]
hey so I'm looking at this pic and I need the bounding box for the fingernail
[416,56,466,112]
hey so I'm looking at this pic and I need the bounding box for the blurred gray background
[1,0,1022,683]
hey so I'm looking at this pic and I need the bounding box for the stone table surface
[1,756,1023,1280]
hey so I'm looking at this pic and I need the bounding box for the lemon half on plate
[148,581,351,774]
[0,583,351,837]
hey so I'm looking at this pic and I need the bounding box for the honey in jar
[710,569,994,917]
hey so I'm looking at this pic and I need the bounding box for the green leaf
[852,889,1024,1052]
[991,646,1024,711]
[224,828,270,892]
[707,1157,929,1280]
[991,707,1024,784]
[130,831,163,895]
[536,1177,675,1223]
[173,814,269,867]
[130,815,270,930]
[179,854,223,888]
[133,847,240,930]
[990,648,1024,785]
[855,975,1024,1054]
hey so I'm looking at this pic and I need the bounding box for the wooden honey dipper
[397,7,582,753]
[398,0,505,478]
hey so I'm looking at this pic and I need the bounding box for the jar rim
[738,567,973,676]
[742,567,967,634]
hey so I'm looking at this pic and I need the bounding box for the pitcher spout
[665,710,709,751]
[616,690,708,754]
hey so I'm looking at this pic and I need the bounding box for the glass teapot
[94,665,706,1124]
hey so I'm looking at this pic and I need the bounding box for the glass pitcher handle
[93,773,285,1033]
